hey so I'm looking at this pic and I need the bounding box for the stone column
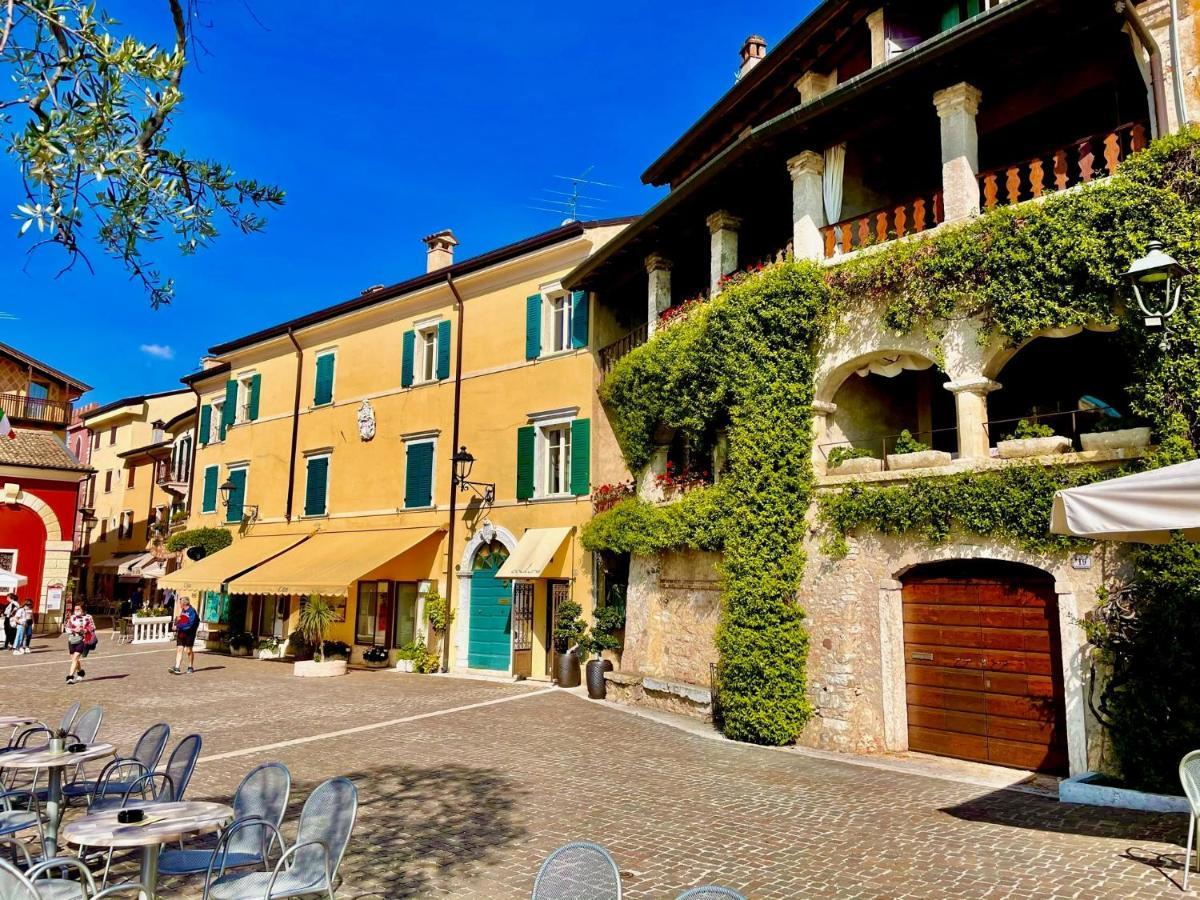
[933,82,983,223]
[637,445,670,503]
[787,152,826,262]
[945,377,999,460]
[866,9,887,67]
[645,254,672,336]
[706,211,742,295]
[811,400,838,471]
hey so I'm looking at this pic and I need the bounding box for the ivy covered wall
[584,129,1200,769]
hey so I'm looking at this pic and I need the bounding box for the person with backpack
[63,602,97,684]
[169,595,199,675]
[1,594,18,649]
[12,599,33,655]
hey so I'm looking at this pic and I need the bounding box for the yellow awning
[157,534,310,595]
[225,528,442,597]
[496,527,573,580]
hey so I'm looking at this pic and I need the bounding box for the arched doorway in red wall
[0,504,47,609]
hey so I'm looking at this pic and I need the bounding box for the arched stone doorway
[0,502,48,609]
[455,525,518,673]
[897,559,1068,774]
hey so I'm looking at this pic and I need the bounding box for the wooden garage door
[902,567,1068,774]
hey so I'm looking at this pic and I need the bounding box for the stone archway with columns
[0,483,71,611]
[452,522,519,674]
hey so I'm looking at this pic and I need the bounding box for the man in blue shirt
[169,595,200,675]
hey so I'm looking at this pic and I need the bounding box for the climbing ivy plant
[584,128,1200,752]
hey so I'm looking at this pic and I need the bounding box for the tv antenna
[527,166,619,224]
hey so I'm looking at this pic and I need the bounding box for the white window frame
[236,371,257,424]
[201,464,219,514]
[545,292,572,355]
[210,396,225,443]
[302,450,332,518]
[526,407,578,500]
[119,510,134,540]
[0,549,17,574]
[413,318,441,385]
[543,424,572,497]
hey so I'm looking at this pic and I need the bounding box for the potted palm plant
[552,600,587,688]
[293,594,346,677]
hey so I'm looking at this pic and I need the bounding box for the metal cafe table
[0,715,42,745]
[0,741,115,857]
[62,800,233,898]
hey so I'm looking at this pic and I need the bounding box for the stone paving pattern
[0,638,1191,898]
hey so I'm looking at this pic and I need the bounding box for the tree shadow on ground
[941,787,1185,843]
[152,760,527,898]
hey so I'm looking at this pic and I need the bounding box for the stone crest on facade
[357,400,376,442]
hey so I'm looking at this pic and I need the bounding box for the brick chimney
[423,230,458,273]
[738,35,766,80]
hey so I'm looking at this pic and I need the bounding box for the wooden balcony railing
[599,322,649,377]
[0,392,71,426]
[978,122,1148,211]
[820,192,944,259]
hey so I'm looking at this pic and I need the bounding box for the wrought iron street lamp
[452,445,495,505]
[1126,239,1188,330]
[219,477,258,522]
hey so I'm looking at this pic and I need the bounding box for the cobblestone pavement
[0,637,1191,898]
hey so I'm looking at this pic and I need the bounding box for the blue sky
[1,1,812,404]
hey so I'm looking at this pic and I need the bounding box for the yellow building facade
[83,390,195,606]
[162,220,630,679]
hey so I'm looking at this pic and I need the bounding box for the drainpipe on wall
[442,274,467,673]
[284,327,304,523]
[1119,0,1171,135]
[1167,0,1191,126]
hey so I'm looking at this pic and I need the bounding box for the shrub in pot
[885,429,952,471]
[582,605,625,699]
[228,631,255,657]
[1080,415,1152,452]
[362,645,390,668]
[285,629,313,660]
[257,636,283,659]
[552,600,586,688]
[322,640,351,661]
[997,418,1072,459]
[825,446,881,476]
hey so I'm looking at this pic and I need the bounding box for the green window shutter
[221,380,238,434]
[437,320,452,380]
[939,2,962,31]
[248,374,262,421]
[314,354,335,405]
[201,466,218,513]
[198,405,212,447]
[525,294,542,360]
[404,442,434,508]
[304,456,329,516]
[401,330,415,387]
[570,290,589,349]
[225,468,246,523]
[516,425,536,501]
[570,418,591,496]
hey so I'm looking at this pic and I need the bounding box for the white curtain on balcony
[823,143,846,224]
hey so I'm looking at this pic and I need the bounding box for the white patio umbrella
[0,571,28,592]
[1050,459,1200,543]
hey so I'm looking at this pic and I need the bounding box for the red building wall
[0,477,79,612]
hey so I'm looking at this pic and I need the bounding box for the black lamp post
[219,478,258,522]
[451,445,495,505]
[1126,239,1188,345]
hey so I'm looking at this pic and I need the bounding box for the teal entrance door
[468,541,512,671]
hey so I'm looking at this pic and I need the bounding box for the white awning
[93,552,151,575]
[0,571,28,592]
[1050,459,1200,543]
[496,527,574,580]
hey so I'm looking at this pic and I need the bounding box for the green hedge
[165,527,232,556]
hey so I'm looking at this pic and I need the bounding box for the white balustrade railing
[131,616,173,644]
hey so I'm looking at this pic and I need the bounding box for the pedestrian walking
[63,602,97,684]
[12,599,33,654]
[168,595,199,675]
[1,593,17,649]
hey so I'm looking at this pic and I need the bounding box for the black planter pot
[555,649,581,688]
[586,659,613,699]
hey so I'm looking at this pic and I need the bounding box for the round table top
[0,716,41,728]
[0,742,115,769]
[62,801,234,849]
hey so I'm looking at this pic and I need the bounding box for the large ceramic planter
[885,450,952,471]
[586,659,613,699]
[395,658,414,673]
[1080,427,1152,452]
[826,456,883,476]
[229,646,252,658]
[257,646,284,660]
[996,436,1072,459]
[555,650,581,688]
[293,659,347,678]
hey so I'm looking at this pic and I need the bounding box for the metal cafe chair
[532,841,622,900]
[1179,749,1200,889]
